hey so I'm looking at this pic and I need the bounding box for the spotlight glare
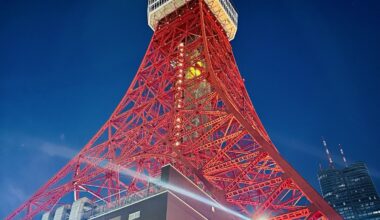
[83,157,251,220]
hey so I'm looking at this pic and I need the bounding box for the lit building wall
[318,162,380,219]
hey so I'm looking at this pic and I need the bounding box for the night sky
[1,0,380,218]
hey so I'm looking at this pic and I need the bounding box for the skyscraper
[318,141,380,219]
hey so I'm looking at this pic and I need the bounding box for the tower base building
[42,165,240,220]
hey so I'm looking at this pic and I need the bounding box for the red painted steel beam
[226,177,284,198]
[251,179,293,219]
[269,208,311,220]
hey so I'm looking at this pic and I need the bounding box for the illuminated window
[128,211,141,220]
[185,61,204,80]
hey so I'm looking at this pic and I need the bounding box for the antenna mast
[338,144,348,167]
[322,137,334,168]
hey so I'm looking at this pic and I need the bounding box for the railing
[148,0,171,12]
[85,185,164,219]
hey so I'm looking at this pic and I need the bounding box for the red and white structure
[7,0,341,219]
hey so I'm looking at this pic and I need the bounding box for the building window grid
[318,163,380,220]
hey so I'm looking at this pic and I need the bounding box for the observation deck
[148,0,238,40]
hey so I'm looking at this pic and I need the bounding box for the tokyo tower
[7,0,342,219]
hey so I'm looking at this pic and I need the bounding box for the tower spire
[339,144,348,167]
[322,137,334,168]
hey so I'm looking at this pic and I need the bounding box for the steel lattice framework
[7,1,342,219]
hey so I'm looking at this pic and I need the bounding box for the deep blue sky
[1,0,379,218]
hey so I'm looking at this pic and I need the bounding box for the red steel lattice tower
[7,0,342,219]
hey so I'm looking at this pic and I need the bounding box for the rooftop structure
[148,0,238,40]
